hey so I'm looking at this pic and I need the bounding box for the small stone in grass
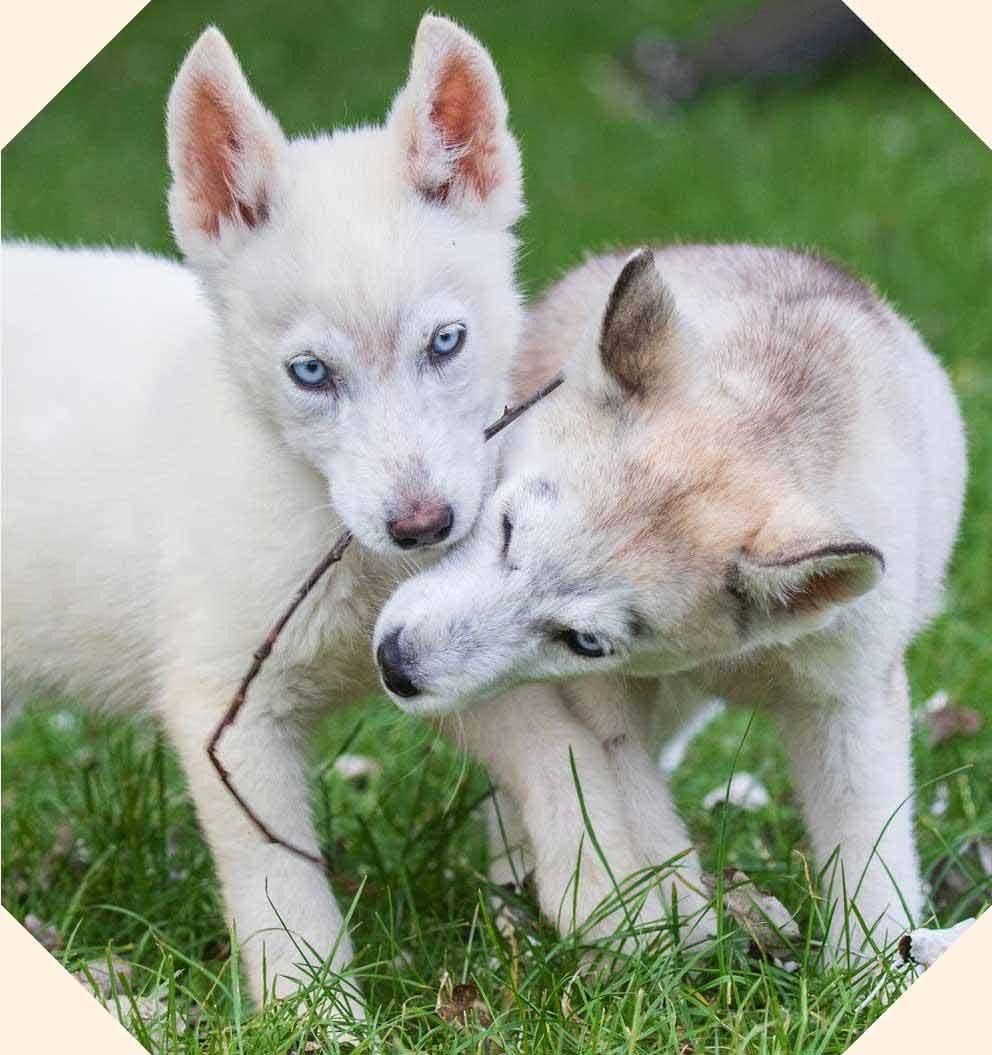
[898,918,976,967]
[74,954,133,996]
[38,823,86,889]
[720,869,800,956]
[76,957,189,1037]
[929,781,950,816]
[49,709,79,732]
[332,753,382,785]
[921,690,982,746]
[702,772,770,811]
[23,914,62,952]
[977,840,992,876]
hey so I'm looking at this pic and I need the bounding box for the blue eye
[561,629,610,659]
[430,322,466,358]
[288,355,332,389]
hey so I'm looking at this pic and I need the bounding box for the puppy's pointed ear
[389,15,523,227]
[167,27,287,265]
[599,249,680,399]
[730,535,884,631]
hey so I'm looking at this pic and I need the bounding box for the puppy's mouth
[385,690,471,717]
[375,646,510,716]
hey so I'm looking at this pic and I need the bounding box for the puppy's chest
[689,650,812,710]
[282,553,398,707]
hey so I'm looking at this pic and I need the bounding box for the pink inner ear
[787,565,863,614]
[185,78,266,236]
[428,52,497,202]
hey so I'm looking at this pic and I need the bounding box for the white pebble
[332,753,382,783]
[703,772,770,811]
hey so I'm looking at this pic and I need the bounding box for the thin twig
[484,372,564,441]
[206,531,353,870]
[207,372,565,871]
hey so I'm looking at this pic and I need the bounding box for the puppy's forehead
[341,291,466,373]
[256,229,473,370]
[349,315,402,367]
[288,233,461,315]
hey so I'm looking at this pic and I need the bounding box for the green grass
[2,1,990,1052]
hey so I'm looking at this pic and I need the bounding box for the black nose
[376,629,420,698]
[387,503,454,549]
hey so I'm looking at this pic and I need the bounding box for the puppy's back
[2,244,208,710]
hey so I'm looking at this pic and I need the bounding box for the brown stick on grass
[207,372,565,871]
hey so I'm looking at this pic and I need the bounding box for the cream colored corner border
[843,0,992,149]
[2,0,151,144]
[1,908,145,1051]
[1,2,989,1052]
[847,913,990,1052]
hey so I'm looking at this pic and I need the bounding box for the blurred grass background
[3,1,990,1051]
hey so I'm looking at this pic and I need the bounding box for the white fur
[376,245,967,956]
[3,15,523,1012]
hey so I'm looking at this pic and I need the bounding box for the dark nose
[387,502,454,549]
[376,629,420,698]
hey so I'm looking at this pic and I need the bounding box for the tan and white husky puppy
[3,17,526,1012]
[375,245,967,955]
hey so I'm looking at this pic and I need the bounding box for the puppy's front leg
[486,787,532,891]
[484,788,535,936]
[159,672,360,1015]
[565,676,716,942]
[778,660,922,958]
[444,685,657,943]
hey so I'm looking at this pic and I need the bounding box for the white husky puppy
[3,16,525,1009]
[375,245,967,955]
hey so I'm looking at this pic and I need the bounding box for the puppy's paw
[536,844,665,954]
[292,985,367,1050]
[489,874,537,939]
